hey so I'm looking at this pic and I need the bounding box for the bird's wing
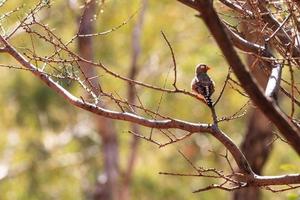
[195,74,214,97]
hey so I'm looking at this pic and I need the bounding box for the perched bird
[191,64,215,107]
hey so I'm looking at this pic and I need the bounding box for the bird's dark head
[196,64,210,74]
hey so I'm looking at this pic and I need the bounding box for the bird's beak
[206,66,211,70]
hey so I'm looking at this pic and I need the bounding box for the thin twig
[161,31,178,89]
[213,67,231,106]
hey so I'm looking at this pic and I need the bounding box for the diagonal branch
[0,34,209,132]
[221,0,300,65]
[177,0,300,155]
[2,22,300,191]
[161,31,178,89]
[0,33,255,175]
[257,1,300,61]
[223,17,284,101]
[219,0,254,18]
[222,23,272,57]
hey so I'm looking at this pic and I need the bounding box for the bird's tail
[204,86,213,107]
[204,96,213,107]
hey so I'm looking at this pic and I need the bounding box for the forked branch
[177,0,300,155]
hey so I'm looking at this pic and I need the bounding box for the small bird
[191,64,215,107]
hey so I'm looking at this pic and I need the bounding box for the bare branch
[265,185,300,193]
[266,13,292,42]
[217,100,249,123]
[0,35,211,132]
[222,23,272,57]
[213,67,231,106]
[177,0,300,155]
[0,47,7,52]
[0,0,8,7]
[159,132,194,148]
[161,31,178,89]
[254,174,300,186]
[193,182,246,193]
[2,1,300,193]
[288,63,295,118]
[256,1,300,63]
[77,8,139,38]
[219,0,254,18]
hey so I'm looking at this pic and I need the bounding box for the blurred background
[0,0,299,199]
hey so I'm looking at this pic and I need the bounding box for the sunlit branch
[0,35,212,131]
[161,31,178,90]
[219,0,254,18]
[177,0,300,155]
[1,0,300,193]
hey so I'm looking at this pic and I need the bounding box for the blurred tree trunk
[119,1,147,199]
[77,1,119,200]
[233,24,273,200]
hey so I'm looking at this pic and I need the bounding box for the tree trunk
[233,108,273,200]
[77,1,119,200]
[233,24,273,200]
[119,1,147,199]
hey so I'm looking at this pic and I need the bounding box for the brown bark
[77,1,119,200]
[177,0,300,155]
[233,109,273,200]
[1,0,300,192]
[4,30,300,185]
[233,60,273,200]
[233,23,273,200]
